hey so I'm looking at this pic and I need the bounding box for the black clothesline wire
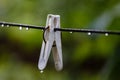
[0,21,120,35]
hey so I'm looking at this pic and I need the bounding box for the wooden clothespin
[38,14,63,71]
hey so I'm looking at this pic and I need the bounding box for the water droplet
[87,32,91,35]
[105,33,109,36]
[19,26,22,30]
[6,25,10,27]
[70,32,73,34]
[40,70,43,73]
[1,24,4,27]
[26,27,29,30]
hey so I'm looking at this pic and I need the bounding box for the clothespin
[38,14,63,71]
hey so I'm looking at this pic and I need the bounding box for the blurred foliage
[0,0,120,80]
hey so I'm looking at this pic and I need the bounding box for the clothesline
[0,21,120,35]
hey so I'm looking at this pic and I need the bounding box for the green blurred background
[0,0,120,80]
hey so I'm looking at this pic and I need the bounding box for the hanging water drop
[40,70,44,73]
[6,25,9,27]
[1,24,4,27]
[70,32,73,34]
[105,33,109,36]
[87,32,91,35]
[19,26,22,30]
[26,27,29,30]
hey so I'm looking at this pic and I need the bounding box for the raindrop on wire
[1,24,4,27]
[105,33,109,36]
[6,25,9,27]
[70,32,73,34]
[87,32,91,35]
[26,27,29,30]
[19,26,22,30]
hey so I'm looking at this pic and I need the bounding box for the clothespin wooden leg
[52,15,63,71]
[38,14,55,70]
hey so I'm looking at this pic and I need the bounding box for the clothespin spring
[43,26,56,47]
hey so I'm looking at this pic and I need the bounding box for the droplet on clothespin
[19,26,22,30]
[87,32,91,35]
[40,70,44,73]
[1,24,4,27]
[26,27,29,30]
[69,32,73,34]
[105,33,109,36]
